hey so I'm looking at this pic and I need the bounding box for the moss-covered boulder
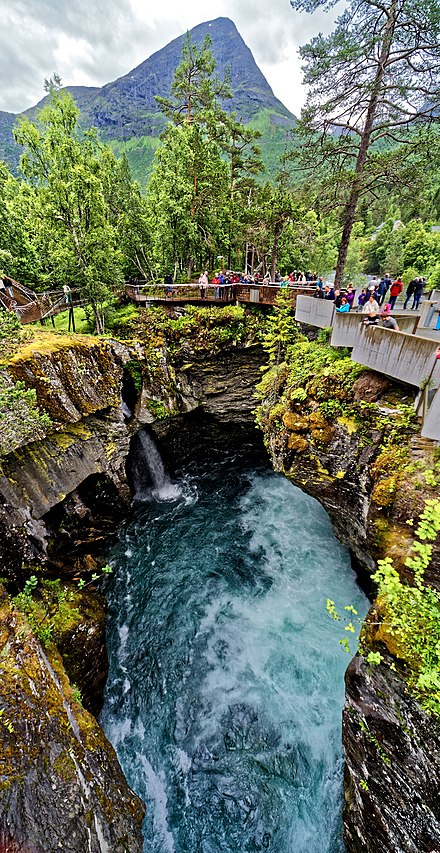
[8,333,123,425]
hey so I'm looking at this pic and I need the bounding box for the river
[101,442,368,852]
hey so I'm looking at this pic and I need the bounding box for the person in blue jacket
[336,297,350,313]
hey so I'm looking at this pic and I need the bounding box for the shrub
[0,374,52,456]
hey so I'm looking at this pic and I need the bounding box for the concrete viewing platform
[295,293,440,442]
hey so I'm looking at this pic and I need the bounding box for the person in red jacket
[389,276,403,309]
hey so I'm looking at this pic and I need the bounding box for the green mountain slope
[1,18,296,183]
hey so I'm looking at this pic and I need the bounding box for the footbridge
[0,277,86,324]
[125,281,317,307]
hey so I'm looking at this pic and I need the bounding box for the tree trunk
[92,303,104,335]
[334,0,397,288]
[271,228,281,281]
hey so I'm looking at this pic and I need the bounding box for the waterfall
[131,431,181,502]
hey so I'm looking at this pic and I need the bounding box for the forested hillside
[0,18,295,182]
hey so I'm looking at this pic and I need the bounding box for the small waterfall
[130,431,181,502]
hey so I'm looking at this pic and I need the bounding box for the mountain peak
[1,19,295,178]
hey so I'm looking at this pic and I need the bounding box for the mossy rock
[372,475,401,508]
[282,411,309,432]
[287,434,309,453]
[0,585,145,850]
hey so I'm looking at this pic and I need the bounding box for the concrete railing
[295,294,440,441]
[351,326,440,390]
[422,388,440,441]
[331,311,419,348]
[418,290,440,332]
[295,295,335,328]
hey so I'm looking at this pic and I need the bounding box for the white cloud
[0,0,338,116]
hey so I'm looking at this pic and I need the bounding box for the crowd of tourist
[311,272,433,331]
[161,268,433,330]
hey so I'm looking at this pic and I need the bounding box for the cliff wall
[0,328,265,853]
[1,324,439,853]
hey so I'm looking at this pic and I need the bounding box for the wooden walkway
[0,277,85,325]
[0,276,319,325]
[125,282,317,307]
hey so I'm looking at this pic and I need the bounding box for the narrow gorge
[0,306,439,853]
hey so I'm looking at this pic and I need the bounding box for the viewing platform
[295,294,440,442]
[125,281,317,307]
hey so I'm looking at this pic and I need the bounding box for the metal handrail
[126,281,319,290]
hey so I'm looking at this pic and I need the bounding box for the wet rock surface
[343,652,440,852]
[0,587,145,853]
[53,587,109,718]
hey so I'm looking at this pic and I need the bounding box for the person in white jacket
[362,293,380,314]
[199,271,208,298]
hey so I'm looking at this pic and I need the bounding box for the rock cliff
[0,325,265,853]
[0,586,145,853]
[343,652,440,853]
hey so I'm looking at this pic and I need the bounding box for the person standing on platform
[389,276,403,309]
[199,271,208,299]
[411,277,425,310]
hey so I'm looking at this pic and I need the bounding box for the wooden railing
[125,281,319,306]
[0,280,85,325]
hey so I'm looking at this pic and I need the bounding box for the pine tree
[290,0,440,285]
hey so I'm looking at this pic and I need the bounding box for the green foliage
[262,290,301,363]
[13,88,131,331]
[372,501,440,715]
[366,218,440,279]
[147,123,229,277]
[77,563,113,591]
[71,684,83,705]
[13,575,55,646]
[289,0,440,284]
[0,307,25,358]
[134,305,265,364]
[124,358,143,392]
[0,373,52,456]
[12,569,112,649]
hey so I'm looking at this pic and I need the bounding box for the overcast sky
[0,0,338,116]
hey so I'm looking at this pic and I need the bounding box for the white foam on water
[139,755,175,853]
[117,623,130,667]
[174,748,192,807]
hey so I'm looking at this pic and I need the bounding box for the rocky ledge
[0,586,145,853]
[344,652,440,853]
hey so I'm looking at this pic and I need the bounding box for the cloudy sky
[0,0,338,116]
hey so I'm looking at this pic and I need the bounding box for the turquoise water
[101,455,368,852]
